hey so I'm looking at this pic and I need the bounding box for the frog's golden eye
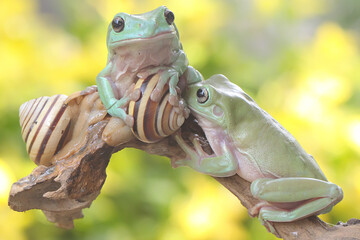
[164,9,174,25]
[196,87,209,103]
[112,17,125,32]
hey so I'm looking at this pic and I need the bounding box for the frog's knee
[250,178,272,198]
[329,184,343,203]
[184,66,203,84]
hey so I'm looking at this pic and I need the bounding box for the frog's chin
[190,109,220,129]
[109,31,177,49]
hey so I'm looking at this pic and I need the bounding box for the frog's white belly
[233,148,269,181]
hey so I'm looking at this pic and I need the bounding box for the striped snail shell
[128,74,185,143]
[19,94,71,166]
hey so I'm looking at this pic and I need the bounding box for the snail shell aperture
[128,74,185,143]
[19,94,71,166]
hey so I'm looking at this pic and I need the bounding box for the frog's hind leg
[258,197,335,221]
[254,198,335,237]
[249,178,343,235]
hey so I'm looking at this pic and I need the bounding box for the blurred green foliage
[1,0,360,239]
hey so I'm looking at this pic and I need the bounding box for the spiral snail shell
[19,94,71,166]
[128,74,185,143]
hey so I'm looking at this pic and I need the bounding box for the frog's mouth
[109,31,177,47]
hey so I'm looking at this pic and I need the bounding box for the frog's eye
[196,87,209,103]
[112,17,125,33]
[164,9,175,25]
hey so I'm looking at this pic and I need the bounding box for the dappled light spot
[348,122,360,149]
[0,159,14,203]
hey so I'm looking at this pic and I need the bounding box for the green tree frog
[174,74,343,234]
[96,6,202,126]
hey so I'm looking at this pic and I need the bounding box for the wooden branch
[9,91,360,239]
[215,175,360,239]
[9,120,112,229]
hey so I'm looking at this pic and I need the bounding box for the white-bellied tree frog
[96,6,202,126]
[174,74,343,234]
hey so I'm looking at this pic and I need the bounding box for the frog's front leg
[96,62,140,127]
[174,132,238,177]
[137,50,189,105]
[249,177,343,234]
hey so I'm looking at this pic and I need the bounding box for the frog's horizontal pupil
[112,17,125,32]
[196,88,208,103]
[164,9,174,25]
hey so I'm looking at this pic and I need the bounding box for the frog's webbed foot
[155,68,180,103]
[173,132,213,167]
[138,67,180,103]
[107,83,141,127]
[170,90,190,119]
[173,132,200,167]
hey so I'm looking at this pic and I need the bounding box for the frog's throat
[109,31,176,46]
[191,110,230,158]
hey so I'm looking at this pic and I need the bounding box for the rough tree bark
[9,92,360,240]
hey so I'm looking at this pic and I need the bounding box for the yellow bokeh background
[1,0,360,239]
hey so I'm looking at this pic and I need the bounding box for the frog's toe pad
[150,88,163,102]
[130,88,141,102]
[168,94,179,106]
